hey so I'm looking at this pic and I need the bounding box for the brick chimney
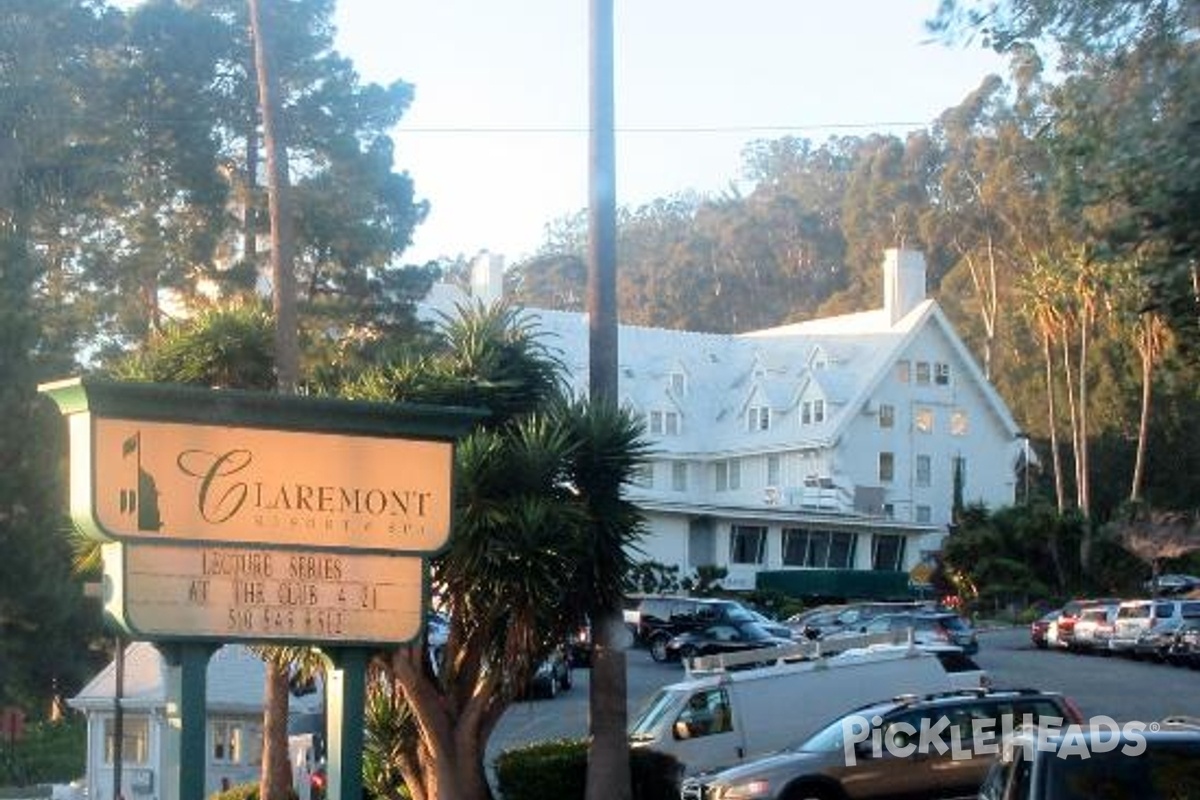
[883,248,926,326]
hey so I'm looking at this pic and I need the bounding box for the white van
[1110,598,1200,652]
[627,642,988,776]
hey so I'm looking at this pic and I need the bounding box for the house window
[878,452,894,483]
[665,411,680,435]
[895,361,910,383]
[748,405,771,431]
[813,399,825,423]
[879,404,895,429]
[212,720,242,764]
[915,407,933,433]
[672,461,688,492]
[671,371,686,396]
[935,362,951,385]
[766,455,781,487]
[648,410,681,436]
[916,455,931,487]
[872,534,907,571]
[782,528,857,568]
[714,459,741,492]
[883,503,895,519]
[915,362,931,385]
[950,409,968,436]
[729,525,766,565]
[801,401,811,425]
[104,716,149,765]
[916,505,932,524]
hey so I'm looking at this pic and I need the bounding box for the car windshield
[1043,741,1200,799]
[722,604,756,623]
[926,614,970,631]
[629,689,680,740]
[734,621,774,640]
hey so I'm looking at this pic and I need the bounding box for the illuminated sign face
[82,418,452,552]
[105,542,424,644]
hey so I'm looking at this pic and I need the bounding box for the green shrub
[494,739,587,800]
[208,782,259,800]
[494,739,682,800]
[0,718,86,786]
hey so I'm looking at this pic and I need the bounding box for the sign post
[41,378,482,800]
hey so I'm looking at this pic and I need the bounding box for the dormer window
[748,405,771,432]
[670,371,687,396]
[935,362,951,386]
[802,399,825,425]
[648,410,681,436]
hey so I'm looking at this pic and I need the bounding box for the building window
[878,452,895,483]
[882,503,895,519]
[729,525,766,564]
[872,534,907,571]
[671,371,686,396]
[950,409,968,436]
[895,361,910,382]
[915,407,933,433]
[766,455,781,487]
[672,461,688,492]
[915,361,931,385]
[212,720,242,764]
[916,505,932,524]
[813,399,825,423]
[648,410,681,436]
[915,454,931,487]
[935,362,951,385]
[714,459,741,492]
[801,401,811,425]
[104,716,149,765]
[782,528,857,568]
[748,405,770,431]
[879,403,895,429]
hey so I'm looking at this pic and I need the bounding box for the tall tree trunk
[1131,323,1154,504]
[585,1,630,799]
[1060,327,1081,508]
[248,5,299,800]
[1041,326,1067,513]
[243,91,259,267]
[1077,301,1092,519]
[249,0,299,393]
[259,662,293,800]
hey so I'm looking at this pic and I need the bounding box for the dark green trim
[39,377,487,439]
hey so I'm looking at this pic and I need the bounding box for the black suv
[633,596,758,662]
[681,688,1084,800]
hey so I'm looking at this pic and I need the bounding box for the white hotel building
[430,248,1024,598]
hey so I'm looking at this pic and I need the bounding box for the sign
[104,541,425,644]
[79,417,452,552]
[40,378,483,646]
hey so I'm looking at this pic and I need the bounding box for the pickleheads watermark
[841,713,1151,766]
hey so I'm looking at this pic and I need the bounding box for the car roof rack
[1160,715,1200,731]
[685,628,915,675]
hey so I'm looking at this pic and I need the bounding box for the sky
[332,1,1009,266]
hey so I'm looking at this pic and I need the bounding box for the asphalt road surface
[487,625,1200,768]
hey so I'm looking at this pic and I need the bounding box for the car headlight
[715,779,771,799]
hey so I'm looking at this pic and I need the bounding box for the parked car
[1132,615,1192,661]
[746,608,795,640]
[1030,609,1060,649]
[1053,598,1121,649]
[681,687,1084,800]
[852,611,980,654]
[565,619,592,667]
[1168,618,1200,667]
[1065,603,1118,653]
[1144,573,1200,595]
[526,648,572,699]
[1110,598,1200,653]
[635,596,760,659]
[979,717,1200,799]
[662,620,792,664]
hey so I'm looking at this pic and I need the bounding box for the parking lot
[488,624,1200,763]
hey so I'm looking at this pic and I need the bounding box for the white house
[68,643,322,800]
[437,248,1023,597]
